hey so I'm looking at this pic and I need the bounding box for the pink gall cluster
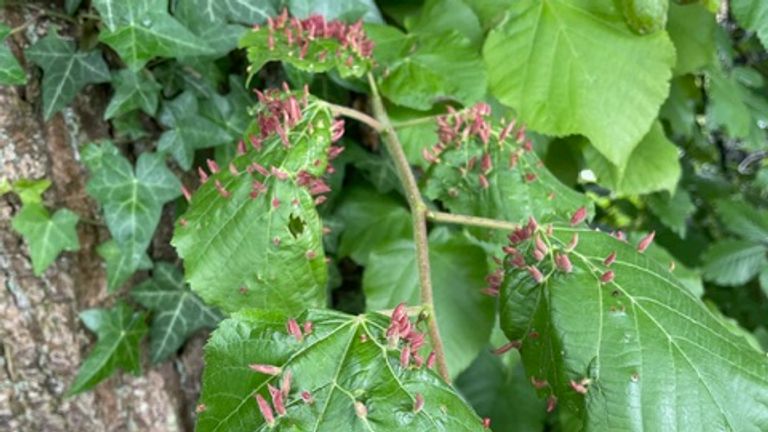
[386,303,435,371]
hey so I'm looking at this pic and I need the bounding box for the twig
[324,102,384,131]
[427,211,518,231]
[366,73,451,382]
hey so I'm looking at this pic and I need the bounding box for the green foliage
[11,203,80,275]
[619,0,669,35]
[0,23,25,85]
[104,69,161,119]
[702,240,767,286]
[68,302,148,395]
[132,263,222,363]
[732,0,768,49]
[197,308,484,431]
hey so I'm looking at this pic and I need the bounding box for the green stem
[366,73,451,382]
[427,211,518,231]
[324,102,384,131]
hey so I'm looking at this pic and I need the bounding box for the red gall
[569,378,590,395]
[268,384,286,416]
[249,364,282,376]
[181,185,191,202]
[197,166,209,183]
[206,158,220,174]
[255,394,275,426]
[301,391,314,404]
[414,393,425,413]
[636,231,655,253]
[600,270,615,284]
[570,206,587,226]
[214,180,230,198]
[527,265,544,284]
[426,351,436,369]
[603,251,617,267]
[272,198,281,209]
[354,401,368,418]
[229,162,239,176]
[286,319,303,342]
[303,320,313,335]
[546,395,558,413]
[483,418,491,429]
[566,233,579,252]
[530,377,548,389]
[555,253,573,273]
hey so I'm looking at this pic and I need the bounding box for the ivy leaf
[172,96,334,314]
[714,199,768,242]
[104,69,162,119]
[499,226,768,430]
[196,308,485,431]
[198,75,255,143]
[0,23,26,85]
[25,29,110,120]
[158,92,232,170]
[702,240,767,286]
[483,0,675,169]
[362,229,494,377]
[132,263,222,363]
[732,0,768,50]
[95,0,216,70]
[10,178,52,205]
[67,302,148,395]
[667,3,716,75]
[646,189,696,238]
[335,184,412,265]
[11,203,80,275]
[84,141,180,289]
[97,240,153,292]
[371,28,487,110]
[584,122,681,196]
[289,0,384,23]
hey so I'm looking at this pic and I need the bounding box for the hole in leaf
[288,214,305,238]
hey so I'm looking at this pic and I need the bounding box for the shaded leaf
[715,199,768,242]
[197,308,484,431]
[289,0,384,23]
[732,0,768,50]
[132,263,222,363]
[702,240,767,286]
[97,240,153,291]
[104,68,162,119]
[0,23,26,85]
[706,66,768,150]
[667,2,716,75]
[483,0,675,169]
[11,203,80,275]
[405,0,483,47]
[26,29,110,119]
[646,189,696,238]
[67,302,148,395]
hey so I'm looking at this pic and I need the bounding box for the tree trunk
[1,6,202,431]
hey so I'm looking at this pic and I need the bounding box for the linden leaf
[132,263,222,363]
[196,308,485,431]
[173,93,336,314]
[483,0,675,169]
[11,203,80,275]
[499,226,768,430]
[0,23,26,85]
[646,189,696,238]
[714,199,768,242]
[104,68,162,119]
[702,240,767,286]
[25,29,110,120]
[732,0,768,50]
[67,302,148,395]
[667,3,716,75]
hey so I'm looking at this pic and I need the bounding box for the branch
[427,211,518,231]
[366,73,451,382]
[324,102,384,131]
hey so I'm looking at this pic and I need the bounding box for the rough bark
[1,6,203,432]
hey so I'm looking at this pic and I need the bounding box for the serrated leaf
[132,262,222,363]
[667,2,716,75]
[26,29,110,120]
[157,92,232,170]
[646,189,696,238]
[96,0,216,70]
[11,203,80,275]
[483,0,676,169]
[585,122,681,196]
[714,199,768,242]
[173,96,334,314]
[732,0,768,50]
[84,141,180,289]
[67,302,148,395]
[373,28,487,110]
[197,308,484,431]
[363,229,494,376]
[97,240,153,291]
[405,0,482,47]
[499,226,768,430]
[335,184,412,265]
[0,24,26,85]
[702,240,767,286]
[104,68,161,119]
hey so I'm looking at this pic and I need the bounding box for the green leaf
[197,308,484,431]
[619,0,668,34]
[405,0,483,47]
[646,188,696,238]
[659,76,699,139]
[198,75,255,143]
[714,199,768,242]
[706,66,768,149]
[0,24,26,85]
[484,0,676,168]
[67,302,148,395]
[499,226,768,430]
[173,96,334,314]
[158,92,232,170]
[104,69,162,119]
[374,29,487,110]
[667,2,716,74]
[26,29,110,120]
[760,268,768,298]
[335,185,412,265]
[585,122,681,195]
[65,0,83,15]
[11,178,51,205]
[289,0,384,22]
[97,240,153,291]
[132,263,222,363]
[732,0,768,50]
[84,141,180,289]
[11,203,80,275]
[702,240,767,286]
[96,0,215,70]
[363,229,494,376]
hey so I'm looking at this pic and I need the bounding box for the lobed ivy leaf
[362,228,494,377]
[97,240,153,292]
[702,240,767,286]
[499,226,768,430]
[196,308,485,431]
[95,0,216,70]
[0,23,26,85]
[132,262,222,363]
[84,141,181,291]
[289,0,384,23]
[10,178,52,205]
[483,0,675,169]
[104,69,162,119]
[732,0,768,50]
[11,203,80,276]
[173,96,335,314]
[67,302,148,395]
[26,29,110,120]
